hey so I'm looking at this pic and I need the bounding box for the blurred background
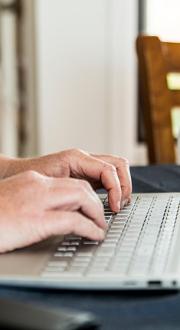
[0,0,179,164]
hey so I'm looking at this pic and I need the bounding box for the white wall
[108,0,138,161]
[35,0,138,163]
[0,4,19,156]
[146,0,180,41]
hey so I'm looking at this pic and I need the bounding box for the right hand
[0,171,106,253]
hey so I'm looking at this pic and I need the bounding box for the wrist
[0,156,30,179]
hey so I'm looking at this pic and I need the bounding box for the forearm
[0,152,70,179]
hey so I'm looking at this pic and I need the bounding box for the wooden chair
[136,35,180,164]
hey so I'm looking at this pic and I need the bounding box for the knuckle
[59,148,81,159]
[75,179,91,193]
[23,170,40,180]
[68,148,89,158]
[74,180,87,195]
[79,183,91,198]
[119,157,129,166]
[69,148,83,155]
[23,170,45,185]
[104,163,117,173]
[80,179,91,190]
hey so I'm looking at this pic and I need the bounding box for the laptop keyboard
[42,194,180,279]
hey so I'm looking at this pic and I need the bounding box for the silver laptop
[0,192,180,290]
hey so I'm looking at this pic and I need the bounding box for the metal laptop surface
[0,193,180,290]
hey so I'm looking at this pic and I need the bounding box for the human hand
[0,171,106,253]
[21,149,132,213]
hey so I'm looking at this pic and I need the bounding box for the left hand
[4,149,132,213]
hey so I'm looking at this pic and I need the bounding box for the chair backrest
[136,35,180,164]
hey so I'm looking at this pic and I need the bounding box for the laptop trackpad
[0,236,62,276]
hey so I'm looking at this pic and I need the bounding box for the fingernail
[124,199,129,206]
[121,199,129,209]
[117,201,121,211]
[120,200,125,209]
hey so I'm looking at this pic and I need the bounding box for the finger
[91,154,132,207]
[44,177,107,230]
[100,165,121,212]
[42,211,106,241]
[65,150,122,212]
[70,155,122,212]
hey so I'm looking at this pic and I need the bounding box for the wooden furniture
[136,35,180,164]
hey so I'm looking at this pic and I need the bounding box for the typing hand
[0,171,106,253]
[22,149,132,212]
